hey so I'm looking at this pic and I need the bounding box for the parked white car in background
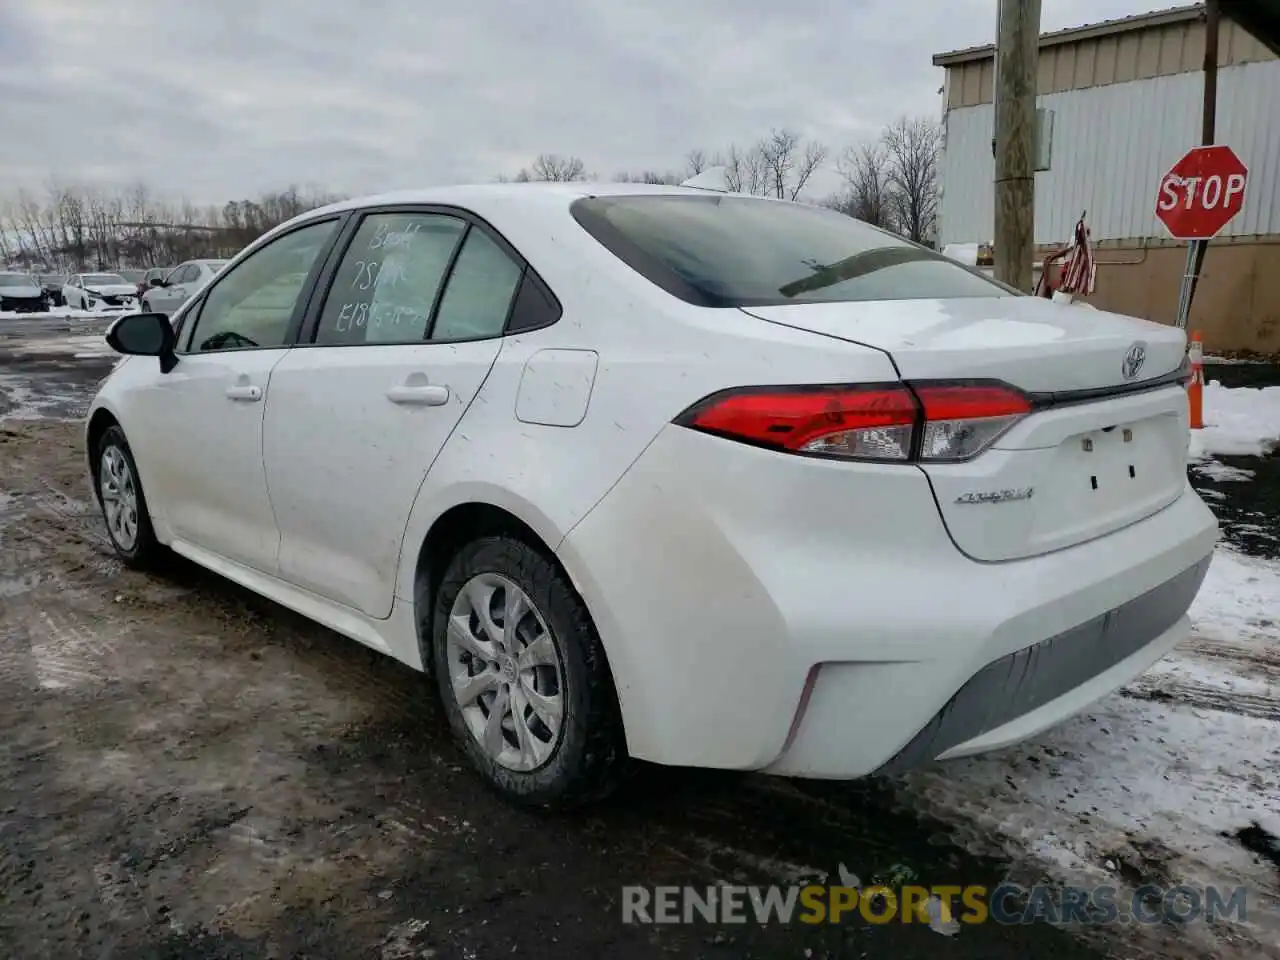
[85,183,1217,809]
[139,259,227,317]
[62,273,139,312]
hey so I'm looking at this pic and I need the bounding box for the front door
[138,218,341,573]
[153,264,193,315]
[263,210,525,617]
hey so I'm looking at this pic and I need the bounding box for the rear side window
[431,227,523,341]
[570,195,1016,308]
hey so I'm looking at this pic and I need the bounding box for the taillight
[673,381,1031,463]
[913,384,1031,462]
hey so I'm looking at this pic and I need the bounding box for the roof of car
[308,181,736,219]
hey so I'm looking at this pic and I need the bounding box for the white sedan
[85,183,1217,808]
[62,273,139,312]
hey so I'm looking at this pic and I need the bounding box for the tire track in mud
[1183,634,1280,679]
[1122,678,1280,722]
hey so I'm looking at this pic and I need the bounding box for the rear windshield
[570,194,1016,308]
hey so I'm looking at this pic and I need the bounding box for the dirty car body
[84,183,1218,808]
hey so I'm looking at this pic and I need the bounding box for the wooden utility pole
[1185,0,1221,318]
[993,0,1042,291]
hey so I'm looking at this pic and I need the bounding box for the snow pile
[1189,381,1280,460]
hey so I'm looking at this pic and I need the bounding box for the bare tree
[684,149,709,176]
[613,169,683,185]
[834,142,893,229]
[721,142,768,196]
[514,154,588,182]
[882,116,942,244]
[0,181,343,271]
[759,129,828,201]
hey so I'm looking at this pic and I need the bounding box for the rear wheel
[95,425,164,568]
[432,535,628,809]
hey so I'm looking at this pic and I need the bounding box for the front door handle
[387,384,450,406]
[225,384,263,402]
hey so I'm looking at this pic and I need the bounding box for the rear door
[261,207,527,618]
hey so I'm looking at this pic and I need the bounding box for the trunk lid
[742,298,1191,561]
[742,296,1185,394]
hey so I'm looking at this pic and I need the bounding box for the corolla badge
[954,487,1034,505]
[1122,341,1147,381]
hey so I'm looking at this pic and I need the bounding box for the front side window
[314,213,467,346]
[571,194,1017,308]
[183,219,337,353]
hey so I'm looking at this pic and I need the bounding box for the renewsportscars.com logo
[622,868,1249,930]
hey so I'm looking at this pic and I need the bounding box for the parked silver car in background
[140,259,227,317]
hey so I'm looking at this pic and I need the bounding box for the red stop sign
[1155,145,1249,240]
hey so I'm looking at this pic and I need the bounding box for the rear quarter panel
[392,200,902,598]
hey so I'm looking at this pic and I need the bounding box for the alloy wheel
[99,446,139,551]
[445,572,566,772]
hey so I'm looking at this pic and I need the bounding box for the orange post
[1187,331,1204,430]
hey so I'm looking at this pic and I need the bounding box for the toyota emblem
[1122,341,1147,381]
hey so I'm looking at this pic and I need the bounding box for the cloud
[0,0,1154,203]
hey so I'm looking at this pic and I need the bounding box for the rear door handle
[225,384,263,402]
[387,384,450,406]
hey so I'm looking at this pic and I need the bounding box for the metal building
[933,4,1280,355]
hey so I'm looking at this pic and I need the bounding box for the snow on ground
[6,332,116,358]
[902,549,1280,956]
[1188,380,1280,460]
[0,307,128,321]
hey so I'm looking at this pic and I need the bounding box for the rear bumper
[558,424,1218,776]
[868,558,1206,774]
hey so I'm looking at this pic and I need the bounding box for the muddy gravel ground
[0,330,1166,960]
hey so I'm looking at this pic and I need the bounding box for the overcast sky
[1,0,1161,203]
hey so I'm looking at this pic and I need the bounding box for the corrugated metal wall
[936,59,1280,245]
[942,16,1273,108]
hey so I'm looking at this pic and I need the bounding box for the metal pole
[1175,240,1200,330]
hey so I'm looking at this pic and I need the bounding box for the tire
[432,535,628,809]
[94,425,164,569]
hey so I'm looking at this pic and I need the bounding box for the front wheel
[94,425,164,568]
[432,535,628,809]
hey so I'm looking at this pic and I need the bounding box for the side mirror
[149,277,165,287]
[105,313,178,372]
